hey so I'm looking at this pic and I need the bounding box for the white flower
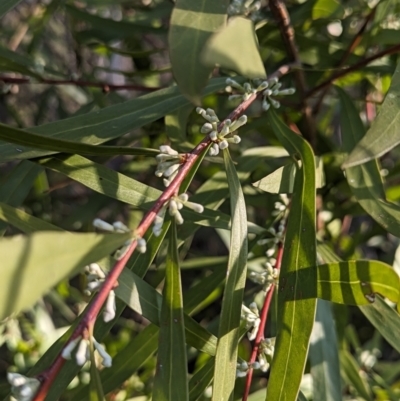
[7,373,40,401]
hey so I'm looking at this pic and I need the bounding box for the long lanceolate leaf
[337,87,400,237]
[0,77,227,162]
[266,109,317,401]
[153,222,189,401]
[212,149,248,401]
[343,60,400,167]
[169,0,228,104]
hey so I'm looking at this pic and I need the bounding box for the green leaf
[165,104,194,142]
[339,350,373,401]
[212,149,248,401]
[312,0,343,19]
[0,160,42,233]
[266,109,317,401]
[0,202,62,233]
[37,154,264,234]
[153,222,188,401]
[89,336,106,401]
[189,358,214,401]
[0,231,130,320]
[0,0,24,18]
[0,122,158,157]
[0,78,227,162]
[202,17,266,79]
[343,60,400,167]
[317,261,400,306]
[169,0,228,104]
[360,296,400,354]
[337,86,400,237]
[309,300,343,401]
[252,156,324,193]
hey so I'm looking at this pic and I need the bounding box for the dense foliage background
[1,0,400,400]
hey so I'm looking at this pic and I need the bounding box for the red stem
[31,65,293,401]
[242,242,284,401]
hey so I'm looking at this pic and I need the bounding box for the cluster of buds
[227,0,262,21]
[241,302,260,341]
[152,193,204,236]
[7,373,40,401]
[257,337,275,372]
[84,263,116,323]
[236,360,262,378]
[155,145,185,187]
[197,107,247,156]
[93,218,146,257]
[225,77,295,111]
[250,260,280,292]
[61,335,112,368]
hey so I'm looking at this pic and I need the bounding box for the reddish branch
[306,43,400,99]
[313,6,378,115]
[31,64,293,401]
[0,75,161,92]
[242,242,284,401]
[269,0,316,149]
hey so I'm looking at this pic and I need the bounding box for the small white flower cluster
[241,303,260,341]
[152,193,204,236]
[93,218,146,256]
[155,145,184,187]
[85,263,116,323]
[236,360,261,378]
[228,0,261,21]
[250,261,280,293]
[7,373,40,401]
[360,348,381,370]
[258,337,275,372]
[197,107,247,156]
[61,335,112,368]
[225,77,295,111]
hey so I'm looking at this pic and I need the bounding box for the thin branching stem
[312,5,378,115]
[31,65,293,401]
[269,0,316,149]
[242,241,284,401]
[0,75,161,92]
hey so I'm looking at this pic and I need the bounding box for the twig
[312,6,377,115]
[0,75,161,92]
[31,65,293,401]
[269,0,317,149]
[242,241,284,401]
[306,43,400,99]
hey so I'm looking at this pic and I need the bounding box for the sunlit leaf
[169,0,228,103]
[212,149,248,401]
[266,109,317,401]
[312,0,344,19]
[252,157,324,193]
[0,78,227,162]
[0,231,130,320]
[153,222,188,401]
[202,17,266,79]
[343,60,400,167]
[309,300,342,401]
[337,86,400,237]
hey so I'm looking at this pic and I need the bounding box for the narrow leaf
[343,60,400,167]
[337,86,400,237]
[0,77,227,162]
[169,0,228,103]
[266,109,317,401]
[201,17,267,79]
[212,149,248,401]
[253,157,324,194]
[0,231,129,320]
[89,335,106,401]
[309,300,342,401]
[153,222,188,401]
